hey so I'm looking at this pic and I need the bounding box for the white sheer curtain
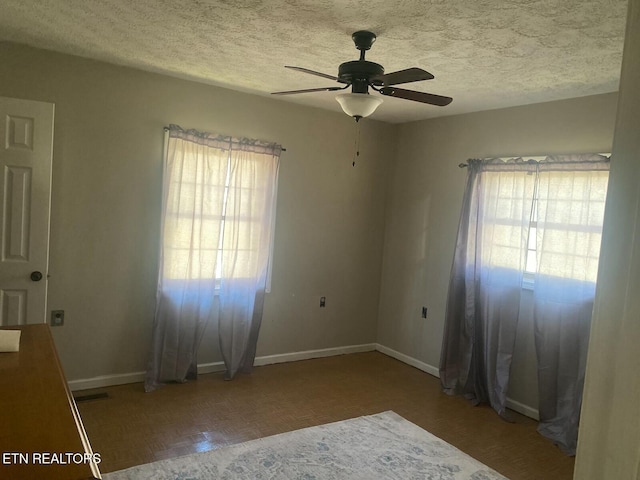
[441,158,536,417]
[145,125,281,391]
[218,144,280,379]
[534,155,609,453]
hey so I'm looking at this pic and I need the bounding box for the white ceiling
[0,0,629,123]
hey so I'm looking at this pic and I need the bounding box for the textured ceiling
[0,0,629,123]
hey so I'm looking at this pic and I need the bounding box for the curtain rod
[458,157,610,168]
[163,126,286,151]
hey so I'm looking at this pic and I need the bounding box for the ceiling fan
[272,30,452,121]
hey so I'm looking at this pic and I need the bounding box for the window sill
[522,275,535,291]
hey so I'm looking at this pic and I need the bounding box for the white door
[0,97,54,326]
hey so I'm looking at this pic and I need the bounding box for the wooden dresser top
[0,324,101,480]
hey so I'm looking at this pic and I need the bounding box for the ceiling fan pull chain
[353,121,361,167]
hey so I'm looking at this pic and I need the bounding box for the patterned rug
[103,411,508,479]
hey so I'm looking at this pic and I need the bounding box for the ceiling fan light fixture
[336,93,383,120]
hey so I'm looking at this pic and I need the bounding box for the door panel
[1,289,27,325]
[4,166,32,261]
[0,97,54,326]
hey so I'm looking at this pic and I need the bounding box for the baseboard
[68,343,377,392]
[505,398,540,421]
[374,343,540,421]
[68,371,146,392]
[196,361,227,375]
[374,344,440,378]
[254,343,377,367]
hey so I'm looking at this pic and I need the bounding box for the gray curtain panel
[533,156,609,454]
[533,280,593,454]
[440,159,536,417]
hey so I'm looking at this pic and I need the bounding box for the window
[163,141,229,283]
[160,127,281,292]
[522,158,609,289]
[472,156,609,289]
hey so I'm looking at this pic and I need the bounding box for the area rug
[103,411,508,479]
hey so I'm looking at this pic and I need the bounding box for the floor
[76,351,574,479]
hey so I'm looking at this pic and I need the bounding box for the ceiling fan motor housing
[338,60,384,93]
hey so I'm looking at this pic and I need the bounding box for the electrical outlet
[320,296,326,308]
[51,310,64,327]
[421,307,428,319]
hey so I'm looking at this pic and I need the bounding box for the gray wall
[0,42,396,381]
[575,0,640,477]
[378,93,619,413]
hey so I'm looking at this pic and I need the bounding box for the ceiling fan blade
[272,86,348,95]
[379,86,452,106]
[285,66,346,83]
[372,68,434,86]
